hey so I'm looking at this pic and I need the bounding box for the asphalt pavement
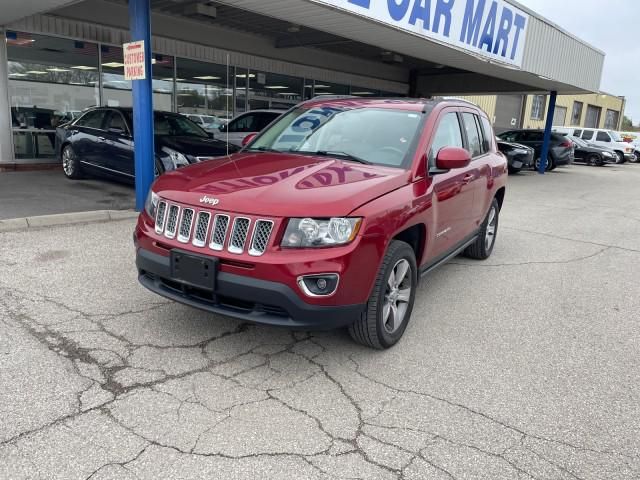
[1,163,639,479]
[0,171,134,220]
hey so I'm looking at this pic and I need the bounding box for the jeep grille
[248,220,274,256]
[177,208,194,243]
[152,201,273,256]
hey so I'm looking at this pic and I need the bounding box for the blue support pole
[129,0,155,211]
[538,91,557,174]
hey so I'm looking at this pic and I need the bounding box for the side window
[573,129,583,137]
[227,114,255,133]
[461,113,482,157]
[106,111,128,133]
[480,116,494,151]
[582,130,595,140]
[500,132,518,143]
[476,115,491,154]
[254,113,280,131]
[75,110,106,130]
[429,112,464,165]
[596,131,611,142]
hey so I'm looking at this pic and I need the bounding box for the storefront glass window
[312,81,349,97]
[247,70,302,110]
[101,46,173,111]
[176,58,232,128]
[6,31,100,159]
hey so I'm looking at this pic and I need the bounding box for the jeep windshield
[247,106,423,168]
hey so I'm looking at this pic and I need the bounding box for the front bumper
[624,153,635,161]
[136,247,365,330]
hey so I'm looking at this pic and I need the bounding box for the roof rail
[440,96,480,107]
[309,95,359,101]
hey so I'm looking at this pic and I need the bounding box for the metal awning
[214,0,604,94]
[0,0,81,25]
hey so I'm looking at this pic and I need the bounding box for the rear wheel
[348,240,417,349]
[464,198,499,260]
[534,157,553,172]
[62,145,82,179]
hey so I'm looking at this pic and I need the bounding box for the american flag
[72,41,99,57]
[6,31,35,47]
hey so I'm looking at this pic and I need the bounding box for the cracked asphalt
[1,164,640,479]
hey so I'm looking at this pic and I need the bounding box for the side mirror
[434,147,471,171]
[242,133,257,147]
[218,124,226,132]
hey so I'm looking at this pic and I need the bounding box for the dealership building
[0,0,616,176]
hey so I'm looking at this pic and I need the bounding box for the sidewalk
[0,170,134,220]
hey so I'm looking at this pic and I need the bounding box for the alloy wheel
[383,259,412,334]
[62,148,74,176]
[485,205,497,251]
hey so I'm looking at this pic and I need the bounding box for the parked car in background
[56,107,238,182]
[213,109,284,147]
[497,129,573,171]
[496,138,534,174]
[567,135,615,166]
[182,114,224,133]
[135,97,507,349]
[619,132,640,162]
[557,127,634,164]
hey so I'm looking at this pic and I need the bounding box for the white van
[554,126,634,163]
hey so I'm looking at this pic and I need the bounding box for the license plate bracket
[170,250,217,291]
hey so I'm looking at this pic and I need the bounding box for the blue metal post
[538,91,557,174]
[130,0,154,211]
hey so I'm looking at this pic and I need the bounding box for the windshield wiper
[247,146,280,153]
[296,150,371,165]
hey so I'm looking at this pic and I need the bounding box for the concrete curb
[0,210,139,233]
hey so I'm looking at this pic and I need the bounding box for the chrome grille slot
[228,217,251,254]
[192,211,211,247]
[155,201,167,234]
[177,208,194,243]
[165,205,180,239]
[248,220,274,256]
[209,214,230,251]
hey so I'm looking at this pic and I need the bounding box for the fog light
[298,274,339,297]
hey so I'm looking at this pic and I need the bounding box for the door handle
[462,174,474,184]
[97,136,106,142]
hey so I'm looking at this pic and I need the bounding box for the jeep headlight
[281,218,362,247]
[144,189,159,219]
[603,151,614,157]
[162,147,190,169]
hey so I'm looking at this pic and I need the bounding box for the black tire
[534,157,553,172]
[348,240,417,349]
[632,152,640,163]
[464,198,499,260]
[61,144,83,179]
[586,154,600,166]
[615,151,625,164]
[507,166,522,174]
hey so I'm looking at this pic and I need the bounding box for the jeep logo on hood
[199,195,220,206]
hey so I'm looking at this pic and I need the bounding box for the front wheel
[632,152,640,163]
[615,151,626,164]
[586,154,600,166]
[507,166,522,174]
[464,198,499,260]
[349,240,417,349]
[62,145,82,179]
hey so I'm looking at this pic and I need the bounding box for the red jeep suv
[135,97,507,349]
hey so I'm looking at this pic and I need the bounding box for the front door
[72,109,109,167]
[103,110,135,178]
[428,110,477,258]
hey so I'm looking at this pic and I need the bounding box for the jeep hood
[153,152,410,217]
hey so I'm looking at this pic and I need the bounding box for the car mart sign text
[315,0,529,67]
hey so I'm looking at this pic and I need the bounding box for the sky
[519,0,640,125]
